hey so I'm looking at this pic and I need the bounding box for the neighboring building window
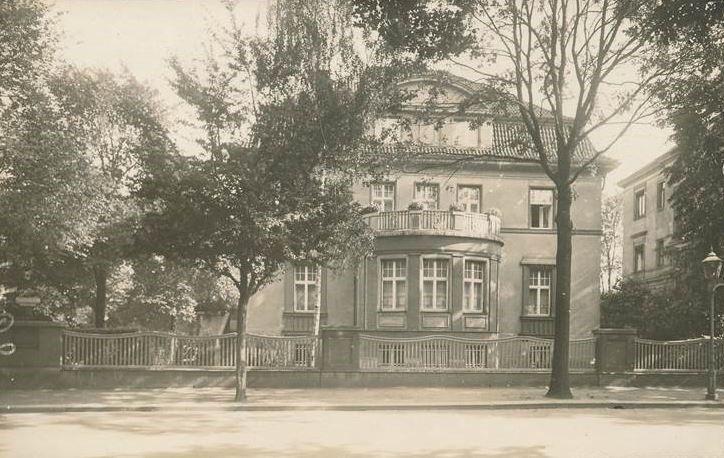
[294,264,319,312]
[463,260,487,313]
[371,183,395,211]
[656,181,666,210]
[421,258,449,310]
[524,266,552,316]
[634,244,645,272]
[530,189,554,229]
[634,188,646,219]
[415,183,439,210]
[381,259,407,310]
[457,186,481,213]
[656,239,666,267]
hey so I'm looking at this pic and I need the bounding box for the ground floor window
[381,258,407,310]
[294,264,319,312]
[524,266,553,316]
[634,243,645,272]
[421,258,449,310]
[463,259,487,313]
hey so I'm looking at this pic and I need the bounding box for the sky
[50,0,675,195]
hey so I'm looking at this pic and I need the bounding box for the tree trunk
[93,265,107,328]
[547,180,573,399]
[235,287,250,402]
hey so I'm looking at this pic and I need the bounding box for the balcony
[365,210,501,240]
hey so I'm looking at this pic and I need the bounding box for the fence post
[321,328,360,371]
[593,328,638,373]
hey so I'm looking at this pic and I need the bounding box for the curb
[4,401,724,414]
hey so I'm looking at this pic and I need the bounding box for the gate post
[594,328,638,373]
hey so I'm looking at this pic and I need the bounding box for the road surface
[1,408,723,457]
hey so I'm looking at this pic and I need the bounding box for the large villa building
[237,74,616,340]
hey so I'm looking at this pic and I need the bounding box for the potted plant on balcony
[407,200,424,229]
[360,202,381,215]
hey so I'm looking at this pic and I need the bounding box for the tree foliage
[141,0,404,401]
[601,279,716,340]
[107,257,237,332]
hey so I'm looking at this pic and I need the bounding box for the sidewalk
[2,386,723,413]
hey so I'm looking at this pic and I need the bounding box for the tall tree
[353,0,663,397]
[47,68,172,327]
[600,195,623,293]
[142,0,401,401]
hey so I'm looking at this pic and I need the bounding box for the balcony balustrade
[365,209,501,239]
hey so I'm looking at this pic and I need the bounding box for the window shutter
[521,265,530,314]
[550,267,557,316]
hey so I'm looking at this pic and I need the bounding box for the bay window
[421,258,449,310]
[463,259,487,313]
[381,259,407,310]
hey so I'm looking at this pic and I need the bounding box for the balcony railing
[365,210,501,239]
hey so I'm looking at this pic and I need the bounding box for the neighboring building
[618,149,678,289]
[240,73,616,340]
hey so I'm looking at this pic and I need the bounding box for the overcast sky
[51,0,674,195]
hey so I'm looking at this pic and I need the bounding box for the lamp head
[702,250,723,281]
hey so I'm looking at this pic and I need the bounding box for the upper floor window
[421,258,449,310]
[530,188,554,229]
[381,259,407,310]
[371,183,395,212]
[457,185,481,213]
[656,181,666,211]
[524,266,553,316]
[634,244,645,272]
[415,183,439,210]
[634,188,646,219]
[463,259,487,313]
[294,264,319,312]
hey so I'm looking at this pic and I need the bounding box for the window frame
[522,265,555,317]
[370,182,396,212]
[529,187,555,229]
[634,187,646,220]
[414,182,440,210]
[656,181,666,211]
[293,264,320,312]
[655,239,666,268]
[462,257,489,314]
[633,243,645,272]
[419,255,451,311]
[456,185,482,213]
[379,256,408,311]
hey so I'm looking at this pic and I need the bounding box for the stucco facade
[618,149,677,288]
[240,74,612,340]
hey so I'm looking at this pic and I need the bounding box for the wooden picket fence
[634,337,724,372]
[358,334,597,372]
[62,330,318,370]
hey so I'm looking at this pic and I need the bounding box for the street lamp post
[701,250,723,401]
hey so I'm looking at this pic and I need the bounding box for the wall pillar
[594,328,638,373]
[0,321,67,369]
[321,328,360,371]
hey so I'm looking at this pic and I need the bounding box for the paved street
[1,408,723,457]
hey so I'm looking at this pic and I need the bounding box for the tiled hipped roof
[376,123,598,163]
